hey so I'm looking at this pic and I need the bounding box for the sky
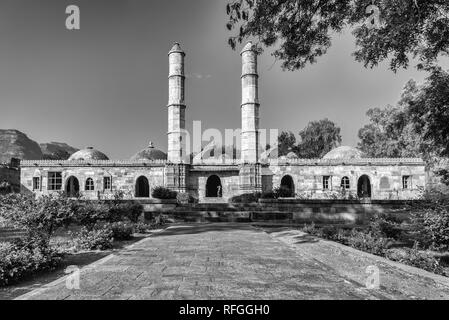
[0,0,448,160]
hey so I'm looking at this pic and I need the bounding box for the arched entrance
[135,176,149,197]
[206,175,222,197]
[357,175,372,198]
[66,176,79,197]
[280,175,295,197]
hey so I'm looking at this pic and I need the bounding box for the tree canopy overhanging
[226,0,449,72]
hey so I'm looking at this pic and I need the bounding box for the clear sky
[0,0,447,159]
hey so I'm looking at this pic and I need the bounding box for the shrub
[108,202,143,223]
[0,193,77,243]
[260,191,277,199]
[73,201,111,227]
[410,193,449,251]
[386,243,445,276]
[73,226,113,250]
[346,230,390,256]
[230,192,261,203]
[0,240,62,286]
[176,192,190,204]
[108,222,134,240]
[275,186,293,198]
[151,186,177,199]
[370,212,403,240]
[133,222,151,233]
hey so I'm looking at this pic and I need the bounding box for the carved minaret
[167,42,186,163]
[240,42,260,163]
[239,42,262,193]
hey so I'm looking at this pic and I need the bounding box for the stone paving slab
[15,223,447,300]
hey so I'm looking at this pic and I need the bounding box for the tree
[226,0,449,72]
[277,131,297,156]
[297,118,342,158]
[357,80,424,157]
[408,66,449,157]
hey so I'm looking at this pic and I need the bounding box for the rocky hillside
[0,130,78,163]
[40,142,79,160]
[0,129,43,163]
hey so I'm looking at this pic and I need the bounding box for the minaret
[240,42,260,163]
[167,42,186,163]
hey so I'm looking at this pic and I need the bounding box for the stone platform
[16,223,449,300]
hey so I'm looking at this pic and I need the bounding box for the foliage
[274,186,294,198]
[226,0,449,72]
[277,131,297,157]
[133,222,151,234]
[72,201,110,228]
[408,66,449,158]
[72,226,113,251]
[0,240,62,286]
[409,193,449,251]
[0,193,77,242]
[386,244,445,276]
[108,202,143,223]
[346,230,390,256]
[260,191,278,199]
[297,119,342,158]
[369,212,404,240]
[151,186,178,199]
[176,192,191,204]
[107,222,134,241]
[0,181,13,194]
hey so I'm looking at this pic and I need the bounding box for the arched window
[341,176,350,189]
[85,178,95,191]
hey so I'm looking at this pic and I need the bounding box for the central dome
[322,146,365,160]
[68,147,109,161]
[131,142,167,161]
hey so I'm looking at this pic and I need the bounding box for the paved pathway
[16,224,449,300]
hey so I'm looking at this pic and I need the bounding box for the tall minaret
[167,42,186,163]
[240,42,260,163]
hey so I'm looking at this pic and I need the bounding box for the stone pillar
[167,43,186,163]
[240,42,260,164]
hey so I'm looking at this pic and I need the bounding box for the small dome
[322,146,365,160]
[68,147,109,161]
[286,152,299,159]
[131,142,167,161]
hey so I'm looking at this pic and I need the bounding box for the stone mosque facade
[20,43,426,202]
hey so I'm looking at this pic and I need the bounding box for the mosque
[20,42,426,202]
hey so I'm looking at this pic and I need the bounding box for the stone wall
[20,160,166,199]
[266,160,426,200]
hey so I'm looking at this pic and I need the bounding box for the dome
[68,147,109,161]
[286,152,299,159]
[322,146,365,160]
[131,142,167,161]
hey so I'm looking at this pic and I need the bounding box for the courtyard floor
[15,223,449,300]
